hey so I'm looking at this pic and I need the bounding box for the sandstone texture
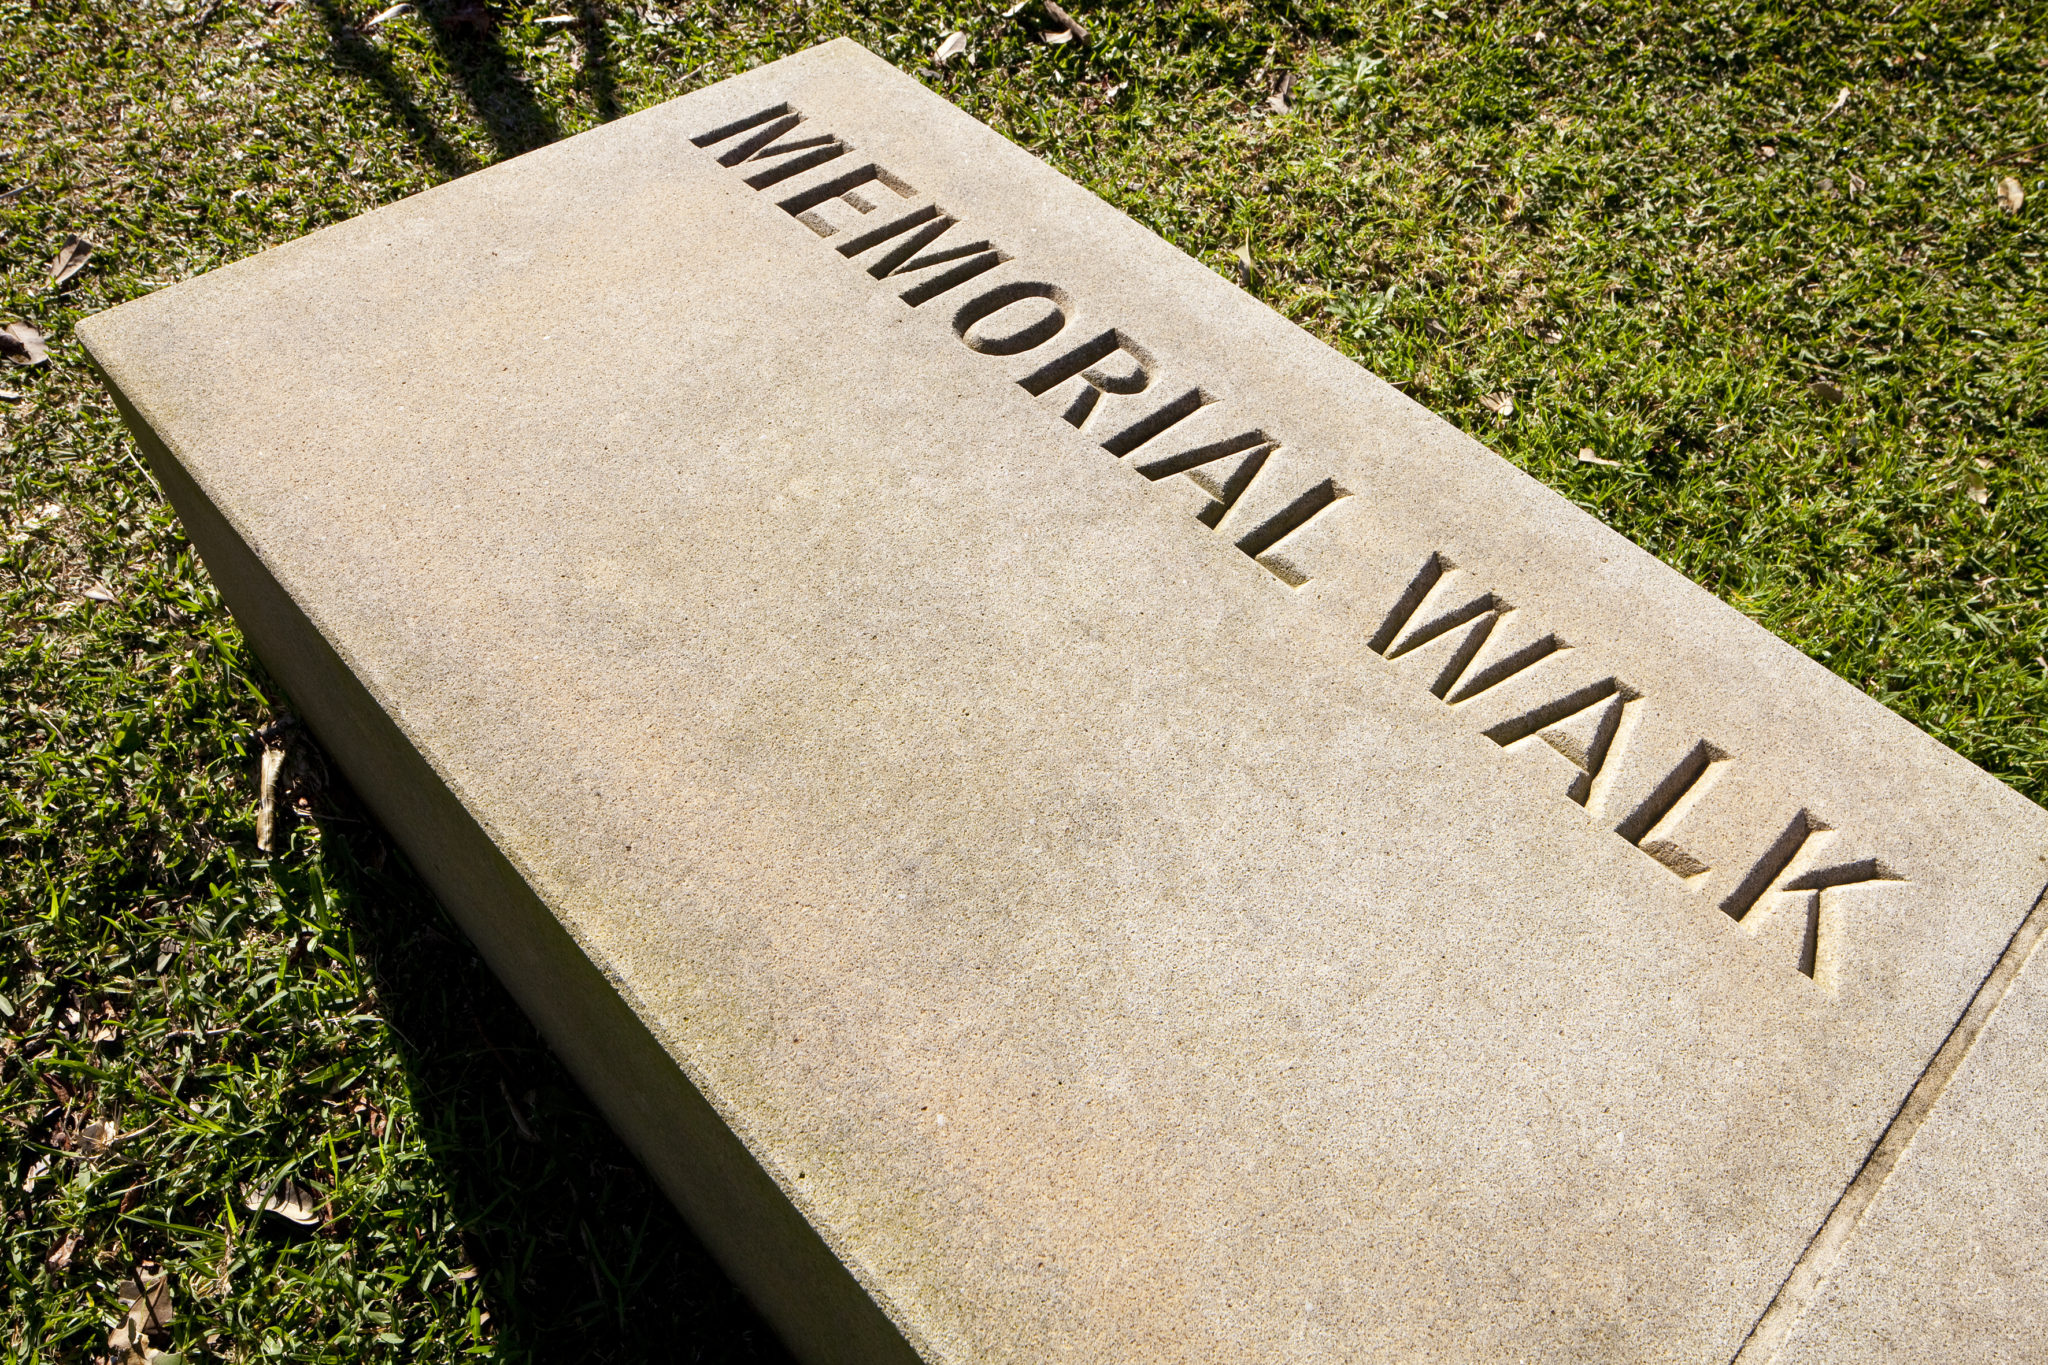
[78,39,2048,1364]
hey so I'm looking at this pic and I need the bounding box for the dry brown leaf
[500,1078,541,1143]
[255,739,287,853]
[1809,379,1845,408]
[49,234,93,287]
[1265,70,1295,115]
[1479,392,1515,417]
[1042,0,1087,43]
[243,1177,321,1226]
[1,320,49,366]
[108,1269,173,1365]
[934,31,968,66]
[9,501,62,545]
[118,1270,175,1333]
[1997,176,2025,213]
[1577,447,1621,467]
[81,582,118,604]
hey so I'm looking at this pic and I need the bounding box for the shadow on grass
[307,0,480,181]
[576,1,622,123]
[311,0,581,179]
[411,1,565,158]
[306,799,791,1364]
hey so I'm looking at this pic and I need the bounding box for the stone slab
[77,38,2048,1364]
[1771,898,2048,1364]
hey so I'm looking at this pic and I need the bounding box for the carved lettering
[1102,387,1219,459]
[694,109,1906,990]
[1134,430,1274,527]
[1229,476,1351,585]
[693,106,850,188]
[843,213,1008,306]
[1019,329,1155,429]
[1722,812,1904,979]
[952,282,1071,356]
[778,163,919,238]
[1615,739,1727,880]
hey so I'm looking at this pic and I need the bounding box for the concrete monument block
[78,39,2048,1364]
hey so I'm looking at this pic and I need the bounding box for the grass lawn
[2,0,2042,1360]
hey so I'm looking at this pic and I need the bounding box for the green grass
[2,0,2042,1359]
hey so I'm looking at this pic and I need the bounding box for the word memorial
[81,39,2048,1365]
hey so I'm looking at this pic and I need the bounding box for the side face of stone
[77,39,2048,1365]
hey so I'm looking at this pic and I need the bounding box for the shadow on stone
[299,786,790,1364]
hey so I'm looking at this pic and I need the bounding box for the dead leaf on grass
[1041,1,1086,44]
[44,1231,79,1272]
[1997,176,2025,213]
[934,31,968,66]
[1265,70,1295,115]
[1577,447,1622,467]
[1479,392,1515,418]
[1964,470,1991,507]
[9,501,62,544]
[49,234,93,287]
[255,736,287,853]
[81,582,118,604]
[118,1269,175,1333]
[242,1177,322,1226]
[1,320,49,366]
[500,1078,541,1143]
[109,1267,174,1364]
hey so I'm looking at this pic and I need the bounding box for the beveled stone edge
[1730,877,2048,1363]
[78,343,939,1365]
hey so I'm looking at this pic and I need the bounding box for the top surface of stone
[80,39,2048,1364]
